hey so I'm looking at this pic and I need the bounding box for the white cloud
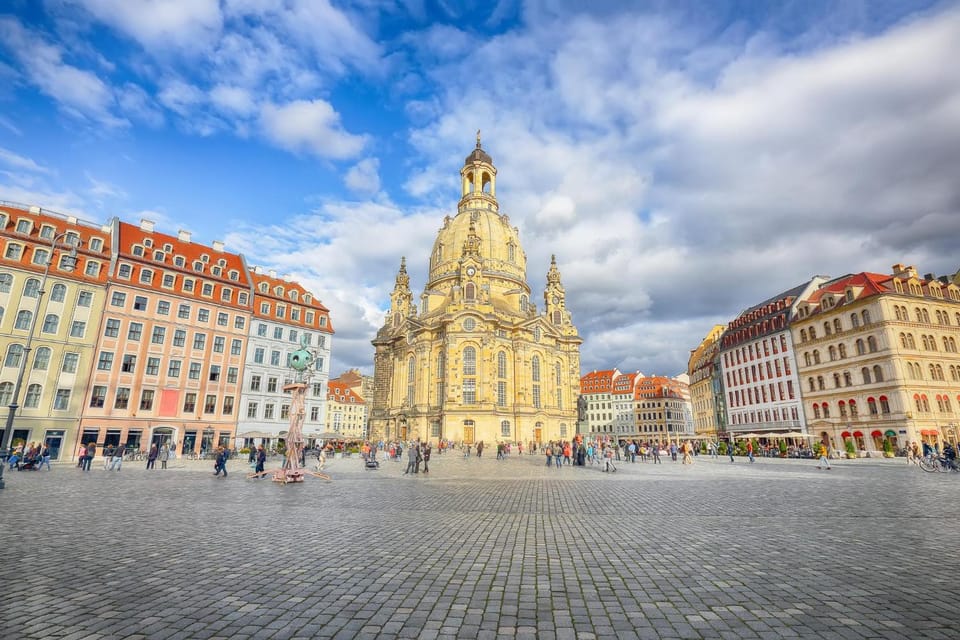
[71,0,223,51]
[259,99,367,159]
[209,84,257,116]
[0,148,52,175]
[344,158,381,195]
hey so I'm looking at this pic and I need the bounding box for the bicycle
[918,455,959,473]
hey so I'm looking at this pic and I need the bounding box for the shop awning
[884,430,897,436]
[841,431,851,438]
[870,430,882,437]
[920,429,939,436]
[853,431,864,437]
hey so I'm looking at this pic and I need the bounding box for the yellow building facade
[688,324,725,438]
[370,137,582,445]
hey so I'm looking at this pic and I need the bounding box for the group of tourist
[6,442,51,471]
[74,441,174,471]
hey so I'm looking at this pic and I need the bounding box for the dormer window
[211,266,222,276]
[200,254,209,263]
[39,225,55,240]
[304,294,312,304]
[154,250,164,262]
[193,261,204,272]
[274,286,283,296]
[118,263,132,279]
[163,243,173,253]
[217,258,226,267]
[144,238,153,248]
[15,219,32,234]
[259,282,268,293]
[289,290,298,301]
[0,214,7,228]
[89,237,103,252]
[228,270,239,281]
[174,256,185,268]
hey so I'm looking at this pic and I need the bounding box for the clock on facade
[466,266,476,276]
[552,295,559,304]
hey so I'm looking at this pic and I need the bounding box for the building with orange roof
[719,276,828,440]
[577,369,622,435]
[237,266,334,450]
[79,219,253,456]
[0,203,111,460]
[793,264,960,453]
[326,374,366,439]
[633,375,692,443]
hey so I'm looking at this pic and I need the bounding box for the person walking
[158,443,169,469]
[669,442,678,462]
[255,444,266,477]
[729,441,736,463]
[651,442,662,464]
[545,444,553,467]
[213,446,228,477]
[102,443,114,470]
[77,444,86,468]
[146,444,158,470]
[603,446,616,473]
[681,441,693,465]
[816,442,832,470]
[746,440,755,464]
[476,441,484,458]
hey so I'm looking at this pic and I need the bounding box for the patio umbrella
[780,431,813,438]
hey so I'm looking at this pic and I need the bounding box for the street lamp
[0,232,80,489]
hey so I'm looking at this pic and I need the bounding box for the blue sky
[1,0,958,378]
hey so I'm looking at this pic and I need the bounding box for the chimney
[140,219,155,232]
[268,269,277,279]
[940,276,950,284]
[254,265,263,275]
[212,240,224,252]
[67,215,78,224]
[282,273,291,282]
[178,229,191,243]
[891,263,905,275]
[923,273,935,281]
[29,205,40,214]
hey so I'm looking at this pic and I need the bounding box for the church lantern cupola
[459,130,498,214]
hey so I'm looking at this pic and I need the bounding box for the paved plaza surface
[1,452,957,640]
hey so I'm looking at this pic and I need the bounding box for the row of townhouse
[687,263,960,453]
[0,203,334,461]
[577,369,693,442]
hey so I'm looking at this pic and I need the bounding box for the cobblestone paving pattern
[0,453,957,639]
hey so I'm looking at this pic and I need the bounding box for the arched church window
[532,355,541,382]
[552,311,561,324]
[500,420,510,437]
[463,347,476,375]
[465,283,476,302]
[497,351,507,378]
[406,356,415,405]
[520,295,528,312]
[437,351,445,378]
[508,243,515,262]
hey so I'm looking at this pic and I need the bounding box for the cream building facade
[370,137,582,445]
[688,325,725,438]
[793,265,960,453]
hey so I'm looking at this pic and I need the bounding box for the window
[222,396,234,415]
[250,375,262,391]
[234,316,245,330]
[462,378,476,404]
[209,365,221,381]
[104,319,120,338]
[407,356,416,405]
[257,323,268,337]
[311,406,320,421]
[50,283,67,302]
[162,274,175,288]
[157,300,170,315]
[139,269,153,284]
[0,274,10,293]
[70,321,86,337]
[246,402,258,418]
[77,290,93,307]
[114,387,130,409]
[289,329,298,342]
[202,283,213,297]
[33,347,51,370]
[182,279,194,293]
[121,355,137,373]
[213,337,225,353]
[151,326,166,344]
[217,312,228,326]
[15,219,31,233]
[22,384,41,408]
[178,304,190,319]
[204,395,217,413]
[110,291,126,307]
[270,350,281,366]
[188,362,202,379]
[497,381,507,407]
[273,326,283,340]
[174,256,185,268]
[230,339,242,355]
[133,296,148,311]
[89,385,106,408]
[254,348,264,364]
[41,313,59,333]
[127,322,143,340]
[173,330,186,347]
[168,360,181,377]
[117,263,132,279]
[14,310,32,330]
[227,367,238,384]
[238,292,248,305]
[4,244,22,260]
[198,308,210,323]
[192,333,206,350]
[280,404,290,419]
[501,420,511,437]
[140,389,155,411]
[145,357,160,376]
[862,367,871,384]
[62,352,79,373]
[183,393,197,413]
[463,347,476,375]
[267,377,278,393]
[97,351,114,370]
[6,343,25,368]
[84,261,100,277]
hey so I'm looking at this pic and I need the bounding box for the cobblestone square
[1,453,957,639]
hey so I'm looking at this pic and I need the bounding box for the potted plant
[778,440,788,458]
[718,441,727,456]
[844,439,857,459]
[882,438,894,458]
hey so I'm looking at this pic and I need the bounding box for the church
[369,135,582,446]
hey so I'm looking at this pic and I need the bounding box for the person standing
[422,442,431,474]
[746,440,755,464]
[83,442,96,471]
[681,441,693,465]
[729,441,735,463]
[669,442,678,462]
[146,444,158,470]
[248,445,257,466]
[213,446,228,477]
[404,442,418,475]
[545,444,553,467]
[651,442,662,464]
[77,444,86,468]
[110,442,125,471]
[476,441,484,458]
[158,443,169,469]
[39,443,52,471]
[102,443,114,470]
[816,442,832,470]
